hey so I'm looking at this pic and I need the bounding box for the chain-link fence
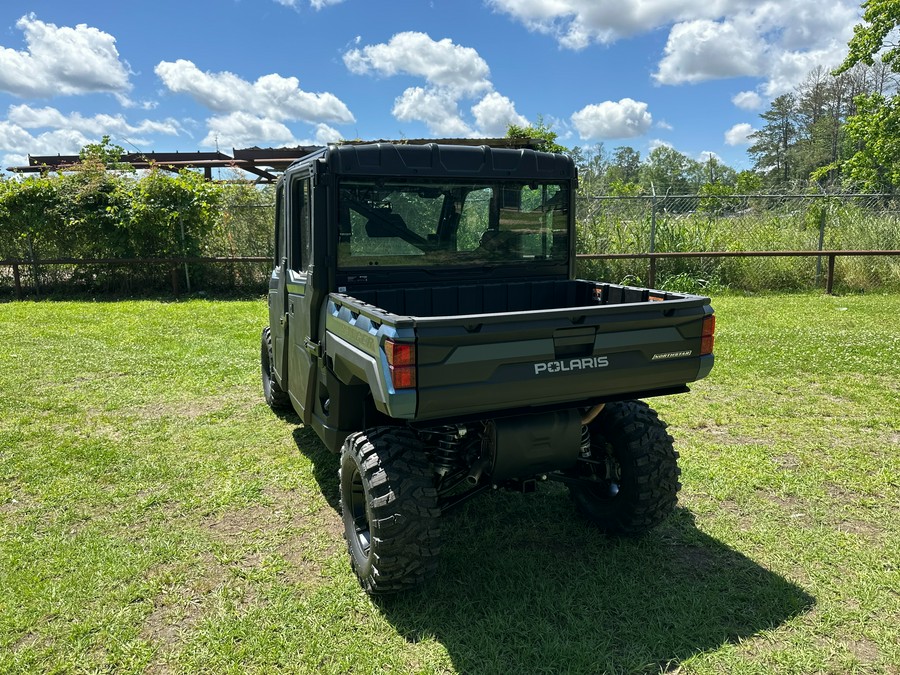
[0,189,277,298]
[190,192,275,293]
[2,191,899,297]
[575,193,900,292]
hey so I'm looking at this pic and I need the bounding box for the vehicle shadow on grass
[289,428,813,673]
[376,496,814,674]
[291,425,341,508]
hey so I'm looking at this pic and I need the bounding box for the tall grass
[576,194,900,292]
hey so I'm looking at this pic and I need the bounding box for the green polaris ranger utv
[261,141,715,594]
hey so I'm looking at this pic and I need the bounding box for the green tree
[839,92,900,191]
[748,94,801,184]
[608,146,641,185]
[793,67,843,180]
[640,146,693,193]
[705,156,738,186]
[606,180,643,196]
[571,144,608,195]
[78,135,129,171]
[837,0,900,74]
[830,0,900,191]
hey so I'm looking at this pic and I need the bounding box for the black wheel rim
[347,466,371,554]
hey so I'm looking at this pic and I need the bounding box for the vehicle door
[267,181,289,388]
[285,170,317,423]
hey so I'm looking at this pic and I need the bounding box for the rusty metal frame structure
[7,147,319,183]
[6,138,544,183]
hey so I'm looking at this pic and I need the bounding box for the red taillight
[385,339,416,389]
[700,314,716,356]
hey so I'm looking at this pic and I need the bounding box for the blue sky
[0,0,862,173]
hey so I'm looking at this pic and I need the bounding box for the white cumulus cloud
[8,104,181,139]
[490,0,860,106]
[724,122,754,146]
[0,14,131,98]
[653,19,766,84]
[344,32,492,97]
[732,90,763,110]
[202,112,298,150]
[155,60,354,125]
[488,0,716,47]
[762,42,851,97]
[392,87,474,137]
[1,120,93,169]
[155,59,354,150]
[471,92,528,137]
[345,32,532,137]
[313,123,342,144]
[571,98,652,140]
[648,138,674,152]
[0,104,184,169]
[201,114,344,150]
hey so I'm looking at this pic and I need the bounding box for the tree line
[513,0,900,197]
[561,57,896,197]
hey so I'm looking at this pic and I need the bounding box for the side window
[290,177,311,272]
[457,187,492,251]
[275,183,285,265]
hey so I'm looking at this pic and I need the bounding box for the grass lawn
[1,294,898,674]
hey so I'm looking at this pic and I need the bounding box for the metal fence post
[179,210,191,294]
[815,202,827,286]
[27,233,40,298]
[826,254,836,295]
[12,261,22,300]
[649,186,657,288]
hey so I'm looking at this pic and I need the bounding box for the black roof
[314,142,575,181]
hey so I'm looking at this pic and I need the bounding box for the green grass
[1,295,898,674]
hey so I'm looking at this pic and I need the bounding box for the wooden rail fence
[1,251,899,299]
[0,256,270,299]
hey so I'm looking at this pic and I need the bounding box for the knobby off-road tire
[339,427,441,595]
[260,327,291,410]
[569,400,681,535]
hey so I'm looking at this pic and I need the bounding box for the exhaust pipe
[466,457,491,485]
[581,403,605,426]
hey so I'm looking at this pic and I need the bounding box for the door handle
[304,338,321,358]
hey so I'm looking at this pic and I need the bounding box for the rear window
[337,179,569,269]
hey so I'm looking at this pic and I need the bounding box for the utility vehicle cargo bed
[326,280,714,421]
[346,279,692,318]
